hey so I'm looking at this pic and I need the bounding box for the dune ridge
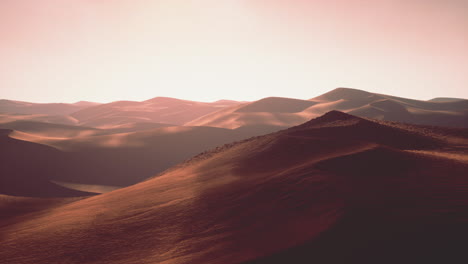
[188,87,468,129]
[1,111,467,263]
[0,125,270,190]
[70,97,242,127]
[0,99,99,115]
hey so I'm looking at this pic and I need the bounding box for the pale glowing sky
[1,0,467,103]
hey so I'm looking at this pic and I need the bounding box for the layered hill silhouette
[188,87,468,129]
[3,88,466,133]
[0,113,83,126]
[0,97,241,132]
[0,99,99,115]
[71,97,241,128]
[1,111,467,263]
[0,120,101,138]
[1,88,467,196]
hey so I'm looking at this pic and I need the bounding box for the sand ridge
[1,111,467,264]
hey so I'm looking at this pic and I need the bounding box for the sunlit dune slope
[0,120,101,138]
[0,119,174,140]
[0,129,94,198]
[71,97,241,127]
[186,99,311,129]
[188,87,468,129]
[0,195,82,226]
[0,113,80,126]
[1,111,467,264]
[81,120,173,133]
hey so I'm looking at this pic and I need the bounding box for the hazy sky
[1,0,467,103]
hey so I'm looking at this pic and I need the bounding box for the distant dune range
[0,99,99,116]
[0,88,467,197]
[187,87,468,129]
[2,88,467,132]
[70,97,241,128]
[1,111,467,264]
[0,97,241,128]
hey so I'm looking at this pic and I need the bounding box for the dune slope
[1,111,467,264]
[44,126,258,186]
[0,99,98,115]
[188,87,468,129]
[0,129,93,197]
[71,97,241,127]
[0,125,266,190]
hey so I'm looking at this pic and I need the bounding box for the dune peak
[312,87,375,101]
[305,110,358,124]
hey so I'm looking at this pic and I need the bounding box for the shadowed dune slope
[42,126,267,186]
[235,97,317,113]
[0,125,266,189]
[188,87,468,129]
[1,111,467,264]
[71,97,241,127]
[0,129,94,198]
[428,97,467,102]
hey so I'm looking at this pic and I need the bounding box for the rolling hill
[71,97,241,128]
[0,125,267,192]
[187,87,468,129]
[1,111,467,263]
[0,99,99,115]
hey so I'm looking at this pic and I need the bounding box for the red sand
[187,87,468,129]
[1,111,467,263]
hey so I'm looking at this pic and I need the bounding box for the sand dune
[236,97,317,113]
[0,118,279,193]
[188,87,468,129]
[72,101,101,107]
[3,88,466,134]
[0,195,82,226]
[1,111,467,263]
[1,97,238,132]
[186,101,310,129]
[71,97,241,127]
[0,99,99,115]
[39,126,267,187]
[0,120,101,138]
[0,118,174,137]
[0,129,94,197]
[50,181,120,194]
[0,125,265,190]
[0,113,80,125]
[428,97,467,102]
[97,121,174,134]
